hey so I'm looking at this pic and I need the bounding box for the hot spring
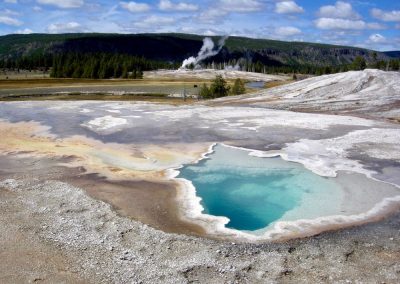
[177,144,400,236]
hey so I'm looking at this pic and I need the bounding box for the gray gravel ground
[1,176,399,284]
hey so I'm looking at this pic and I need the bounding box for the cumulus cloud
[371,8,400,22]
[317,1,360,19]
[15,28,33,34]
[37,0,84,9]
[0,15,22,26]
[219,0,263,13]
[315,18,366,30]
[158,0,198,12]
[315,18,388,31]
[133,15,175,28]
[120,1,150,13]
[275,26,302,36]
[198,9,228,24]
[198,0,261,24]
[314,2,387,32]
[47,22,82,33]
[368,33,387,43]
[366,22,386,30]
[275,1,304,15]
[1,8,19,16]
[365,33,396,50]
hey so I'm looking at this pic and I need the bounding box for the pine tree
[199,83,212,99]
[210,75,230,98]
[351,56,367,71]
[230,78,246,96]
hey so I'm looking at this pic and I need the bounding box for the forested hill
[384,51,400,58]
[0,33,396,67]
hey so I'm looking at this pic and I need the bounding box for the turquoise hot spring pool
[177,144,399,233]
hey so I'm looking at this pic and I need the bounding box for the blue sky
[1,0,399,51]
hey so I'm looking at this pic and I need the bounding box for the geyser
[180,36,228,70]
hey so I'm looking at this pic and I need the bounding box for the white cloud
[275,1,304,14]
[158,0,198,12]
[86,21,125,33]
[15,28,33,34]
[47,22,82,33]
[4,0,18,3]
[315,18,366,30]
[368,33,387,43]
[198,0,261,23]
[120,1,150,13]
[134,15,175,28]
[366,22,386,30]
[219,0,262,13]
[198,9,228,24]
[314,2,387,32]
[315,18,387,31]
[371,8,400,22]
[365,34,397,51]
[275,26,302,36]
[0,15,22,26]
[317,1,360,19]
[37,0,84,8]
[33,6,42,11]
[1,8,19,16]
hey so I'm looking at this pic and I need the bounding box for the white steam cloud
[224,62,241,71]
[180,36,228,70]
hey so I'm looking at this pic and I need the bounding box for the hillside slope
[0,33,393,67]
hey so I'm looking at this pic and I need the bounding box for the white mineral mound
[145,69,288,81]
[81,115,128,134]
[214,69,400,120]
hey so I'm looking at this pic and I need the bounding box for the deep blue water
[178,144,342,231]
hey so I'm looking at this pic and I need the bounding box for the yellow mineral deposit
[0,120,210,181]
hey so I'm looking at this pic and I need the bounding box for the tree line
[1,52,399,78]
[203,56,400,75]
[0,53,52,71]
[50,53,175,79]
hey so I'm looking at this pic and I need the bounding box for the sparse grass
[0,72,50,80]
[0,76,292,102]
[0,78,210,89]
[264,80,293,89]
[0,92,197,105]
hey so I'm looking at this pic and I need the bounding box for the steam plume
[180,36,228,70]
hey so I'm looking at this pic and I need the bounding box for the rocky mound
[212,69,400,121]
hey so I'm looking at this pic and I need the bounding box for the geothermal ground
[0,69,400,283]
